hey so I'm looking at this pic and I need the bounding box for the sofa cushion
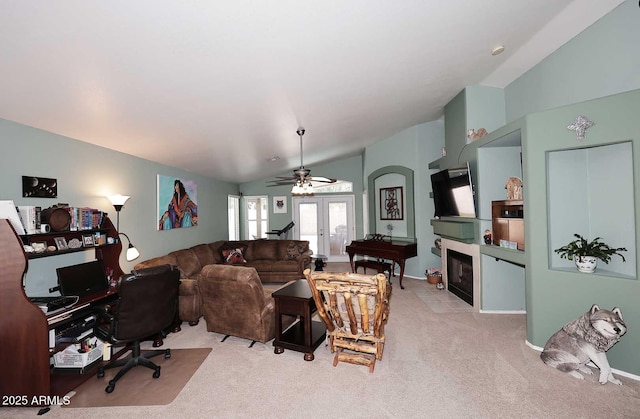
[222,247,247,265]
[134,254,177,270]
[207,241,226,263]
[249,239,280,261]
[218,241,248,260]
[283,241,308,260]
[168,249,202,278]
[190,243,216,266]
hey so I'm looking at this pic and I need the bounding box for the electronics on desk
[29,295,80,314]
[56,259,109,297]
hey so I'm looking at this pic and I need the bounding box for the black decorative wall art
[380,186,403,220]
[22,176,57,198]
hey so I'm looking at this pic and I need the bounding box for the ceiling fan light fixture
[292,179,313,196]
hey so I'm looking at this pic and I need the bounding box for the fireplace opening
[447,249,473,306]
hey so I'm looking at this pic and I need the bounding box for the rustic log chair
[303,268,391,372]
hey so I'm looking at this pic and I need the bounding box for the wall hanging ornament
[567,115,595,141]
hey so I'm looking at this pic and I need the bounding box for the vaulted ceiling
[0,1,623,183]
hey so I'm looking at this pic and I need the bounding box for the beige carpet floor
[6,271,640,418]
[63,348,211,408]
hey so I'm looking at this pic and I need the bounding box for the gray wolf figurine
[540,304,626,385]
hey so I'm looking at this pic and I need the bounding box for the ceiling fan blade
[309,176,337,183]
[267,180,296,185]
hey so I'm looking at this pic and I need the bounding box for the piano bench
[354,260,394,277]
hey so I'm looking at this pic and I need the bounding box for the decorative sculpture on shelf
[567,115,595,141]
[484,230,492,245]
[467,128,488,141]
[505,177,523,200]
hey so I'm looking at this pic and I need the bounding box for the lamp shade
[119,232,140,262]
[107,194,131,207]
[107,194,130,207]
[126,245,140,262]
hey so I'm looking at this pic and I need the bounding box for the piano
[346,235,417,289]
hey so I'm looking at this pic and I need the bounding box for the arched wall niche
[367,165,415,240]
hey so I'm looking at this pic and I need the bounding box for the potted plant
[554,234,627,273]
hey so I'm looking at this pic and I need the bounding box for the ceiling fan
[267,128,337,194]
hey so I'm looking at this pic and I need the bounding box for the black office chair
[94,264,180,393]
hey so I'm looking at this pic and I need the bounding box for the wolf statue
[540,304,627,385]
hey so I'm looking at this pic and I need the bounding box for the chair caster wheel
[105,381,115,393]
[164,349,171,359]
[153,366,161,378]
[97,369,105,378]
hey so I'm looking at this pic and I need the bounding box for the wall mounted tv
[430,162,476,218]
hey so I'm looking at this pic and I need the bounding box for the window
[244,196,268,239]
[312,180,353,193]
[228,195,240,240]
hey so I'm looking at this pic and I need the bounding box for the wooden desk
[0,219,123,407]
[272,280,326,361]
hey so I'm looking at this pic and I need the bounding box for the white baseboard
[479,309,526,314]
[526,339,640,382]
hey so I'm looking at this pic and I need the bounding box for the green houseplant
[554,234,627,273]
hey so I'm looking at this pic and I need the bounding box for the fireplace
[440,238,480,309]
[447,249,473,305]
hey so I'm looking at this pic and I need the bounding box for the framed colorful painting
[157,175,198,230]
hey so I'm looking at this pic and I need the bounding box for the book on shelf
[17,205,41,234]
[63,207,107,231]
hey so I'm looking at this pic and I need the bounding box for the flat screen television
[430,162,476,218]
[56,260,109,297]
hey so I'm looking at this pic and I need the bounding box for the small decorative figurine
[467,128,488,141]
[505,177,523,200]
[484,229,492,245]
[567,115,595,141]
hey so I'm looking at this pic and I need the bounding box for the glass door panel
[294,196,354,262]
[328,201,348,258]
[299,202,319,255]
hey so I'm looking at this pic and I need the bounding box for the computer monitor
[56,260,109,297]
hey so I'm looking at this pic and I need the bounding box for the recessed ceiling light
[266,156,280,162]
[491,45,505,56]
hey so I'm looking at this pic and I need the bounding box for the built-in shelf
[430,218,476,243]
[480,244,526,267]
[551,267,635,280]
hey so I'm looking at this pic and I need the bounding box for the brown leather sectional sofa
[134,239,311,342]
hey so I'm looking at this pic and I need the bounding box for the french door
[292,195,355,262]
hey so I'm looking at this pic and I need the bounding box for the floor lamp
[107,194,140,262]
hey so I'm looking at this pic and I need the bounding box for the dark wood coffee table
[272,279,326,361]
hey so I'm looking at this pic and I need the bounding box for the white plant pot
[575,256,597,273]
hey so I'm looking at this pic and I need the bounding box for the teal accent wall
[0,118,238,296]
[364,120,445,279]
[367,165,415,239]
[505,0,640,122]
[522,90,640,375]
[497,0,640,376]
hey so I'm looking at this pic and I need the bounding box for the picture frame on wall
[157,174,199,230]
[380,186,403,220]
[22,175,58,198]
[273,196,287,214]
